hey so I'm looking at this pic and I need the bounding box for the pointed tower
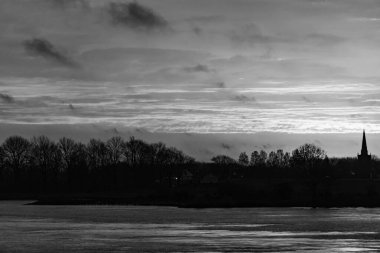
[358,130,371,161]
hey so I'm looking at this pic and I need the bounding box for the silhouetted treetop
[211,155,236,165]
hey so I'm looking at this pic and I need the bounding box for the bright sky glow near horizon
[2,0,380,160]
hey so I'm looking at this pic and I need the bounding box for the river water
[1,201,380,252]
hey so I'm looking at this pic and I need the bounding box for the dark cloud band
[0,93,15,103]
[108,2,169,31]
[24,38,78,68]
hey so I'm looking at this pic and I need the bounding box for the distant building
[358,130,371,161]
[357,130,374,179]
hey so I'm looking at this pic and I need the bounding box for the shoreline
[24,197,380,208]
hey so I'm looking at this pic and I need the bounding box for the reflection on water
[1,202,380,252]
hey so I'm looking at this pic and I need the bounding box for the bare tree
[58,137,77,170]
[30,136,62,189]
[292,143,326,174]
[106,136,124,165]
[87,139,109,169]
[123,137,153,166]
[151,142,167,165]
[2,136,30,184]
[211,155,236,165]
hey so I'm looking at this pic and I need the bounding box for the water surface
[1,201,380,252]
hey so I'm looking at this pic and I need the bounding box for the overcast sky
[2,0,380,160]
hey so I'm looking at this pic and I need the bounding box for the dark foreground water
[1,202,380,252]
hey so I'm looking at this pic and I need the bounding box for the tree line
[212,143,326,173]
[212,143,376,179]
[0,135,377,196]
[0,135,194,193]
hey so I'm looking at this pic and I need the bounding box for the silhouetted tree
[71,142,88,190]
[30,136,62,191]
[238,152,249,166]
[276,150,284,166]
[0,146,5,186]
[135,140,154,165]
[291,143,326,174]
[267,151,277,167]
[258,150,267,165]
[58,137,77,172]
[283,152,291,168]
[123,136,139,166]
[2,136,30,185]
[106,136,124,165]
[58,137,85,189]
[87,139,109,170]
[151,142,167,165]
[292,143,326,206]
[250,151,260,166]
[211,155,236,165]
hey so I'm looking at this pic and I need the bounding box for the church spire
[361,130,368,156]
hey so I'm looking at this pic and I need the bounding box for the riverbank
[5,178,380,208]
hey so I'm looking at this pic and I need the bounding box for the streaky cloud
[108,2,169,31]
[48,0,90,10]
[23,38,79,68]
[0,93,15,103]
[233,94,256,102]
[183,64,211,73]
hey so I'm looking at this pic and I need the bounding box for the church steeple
[358,129,371,161]
[361,130,368,156]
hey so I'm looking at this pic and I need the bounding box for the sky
[1,0,380,160]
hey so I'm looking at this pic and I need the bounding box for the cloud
[302,96,313,103]
[48,0,90,10]
[350,17,380,22]
[69,104,75,110]
[221,143,232,150]
[305,33,345,46]
[186,15,226,24]
[79,47,211,82]
[183,64,211,73]
[192,27,202,36]
[0,93,15,103]
[233,94,256,102]
[216,82,225,88]
[229,23,274,48]
[108,2,169,31]
[24,38,79,68]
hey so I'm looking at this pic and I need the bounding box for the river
[1,201,380,252]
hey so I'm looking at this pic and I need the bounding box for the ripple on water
[1,203,380,252]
